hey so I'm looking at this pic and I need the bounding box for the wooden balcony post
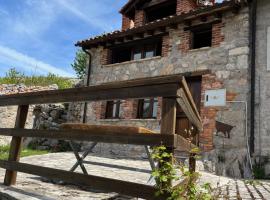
[160,97,176,161]
[4,105,29,186]
[161,98,176,136]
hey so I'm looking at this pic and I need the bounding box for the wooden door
[176,76,202,145]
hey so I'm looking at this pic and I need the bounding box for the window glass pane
[133,49,142,60]
[145,49,155,58]
[144,45,155,58]
[143,102,151,118]
[112,103,117,118]
[152,98,158,118]
[106,100,120,118]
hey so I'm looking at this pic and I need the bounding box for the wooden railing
[0,74,202,199]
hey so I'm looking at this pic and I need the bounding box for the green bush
[0,68,73,89]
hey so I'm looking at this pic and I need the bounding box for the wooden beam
[154,27,166,35]
[184,19,222,31]
[123,36,133,42]
[4,105,29,186]
[0,129,175,147]
[177,88,202,131]
[0,161,167,199]
[133,33,144,40]
[0,83,180,106]
[0,71,210,106]
[181,77,202,123]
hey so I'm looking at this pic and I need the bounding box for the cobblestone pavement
[0,153,269,200]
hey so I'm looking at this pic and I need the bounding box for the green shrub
[0,68,73,89]
[151,146,214,200]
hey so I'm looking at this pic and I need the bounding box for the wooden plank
[0,71,210,106]
[4,105,29,186]
[0,161,167,199]
[181,77,202,123]
[0,83,180,106]
[60,124,156,134]
[0,129,175,147]
[177,88,203,131]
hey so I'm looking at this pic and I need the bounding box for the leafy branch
[151,145,214,200]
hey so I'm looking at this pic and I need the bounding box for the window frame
[131,44,157,61]
[109,38,162,64]
[105,100,121,119]
[137,98,158,119]
[191,25,213,50]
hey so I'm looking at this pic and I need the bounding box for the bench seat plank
[60,123,157,135]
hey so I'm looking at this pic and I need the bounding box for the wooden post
[160,97,176,189]
[160,98,176,135]
[160,98,176,154]
[4,105,29,186]
[189,153,196,173]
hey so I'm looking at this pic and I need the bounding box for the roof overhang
[76,0,244,49]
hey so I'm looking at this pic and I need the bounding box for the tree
[71,49,88,79]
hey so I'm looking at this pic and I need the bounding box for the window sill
[102,56,162,67]
[188,46,211,53]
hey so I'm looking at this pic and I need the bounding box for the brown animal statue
[215,121,235,139]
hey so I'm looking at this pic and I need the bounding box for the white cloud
[10,1,57,37]
[56,0,117,31]
[0,45,74,77]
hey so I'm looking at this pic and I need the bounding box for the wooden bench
[61,123,157,179]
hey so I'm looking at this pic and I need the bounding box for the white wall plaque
[204,89,226,107]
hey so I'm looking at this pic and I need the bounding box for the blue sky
[0,0,126,77]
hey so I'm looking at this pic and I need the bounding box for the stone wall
[25,104,70,151]
[254,0,270,177]
[0,84,58,146]
[78,7,252,177]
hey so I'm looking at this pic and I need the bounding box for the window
[132,44,159,61]
[105,100,121,119]
[145,1,177,23]
[111,48,131,64]
[137,98,158,119]
[192,26,212,49]
[132,48,143,60]
[144,45,156,58]
[110,39,162,64]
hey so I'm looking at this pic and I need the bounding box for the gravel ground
[0,153,269,200]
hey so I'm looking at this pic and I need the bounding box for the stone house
[254,0,270,176]
[74,0,266,178]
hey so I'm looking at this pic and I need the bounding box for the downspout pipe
[82,48,92,123]
[249,0,257,155]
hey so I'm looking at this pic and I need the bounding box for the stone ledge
[102,56,162,67]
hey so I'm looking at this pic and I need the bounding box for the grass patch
[0,68,73,89]
[0,145,49,160]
